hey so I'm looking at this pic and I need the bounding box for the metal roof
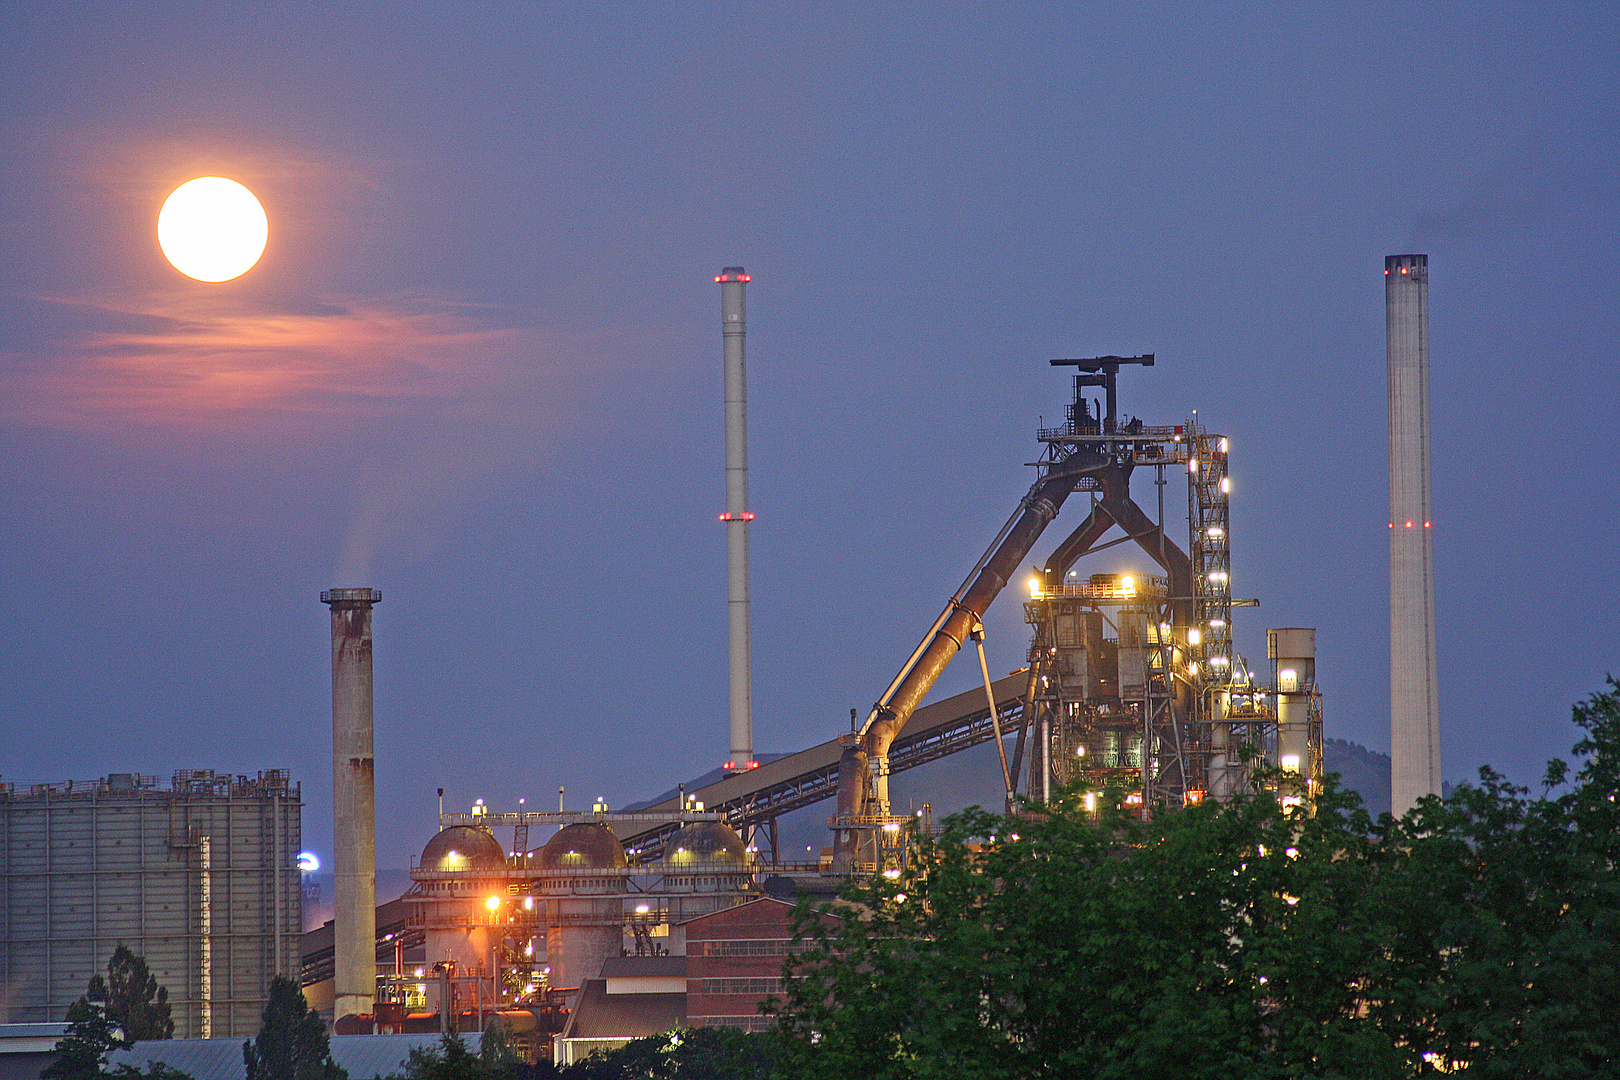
[557,980,684,1042]
[600,955,687,979]
[107,1033,444,1080]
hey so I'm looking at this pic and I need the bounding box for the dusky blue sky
[2,2,1616,870]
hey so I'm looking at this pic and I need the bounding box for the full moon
[157,176,269,282]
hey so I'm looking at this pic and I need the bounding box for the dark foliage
[553,1028,770,1080]
[243,976,347,1080]
[104,946,175,1043]
[46,948,185,1080]
[768,679,1620,1079]
[394,1031,530,1080]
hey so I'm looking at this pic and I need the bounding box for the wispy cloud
[0,292,548,435]
[0,288,687,577]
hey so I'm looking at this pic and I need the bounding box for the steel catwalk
[1386,255,1441,814]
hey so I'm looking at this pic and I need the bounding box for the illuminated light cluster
[1220,476,1231,494]
[1208,618,1226,629]
[1206,525,1225,538]
[1218,437,1229,454]
[1189,458,1200,474]
[1208,570,1229,584]
[713,272,753,283]
[718,511,756,521]
[1208,655,1230,668]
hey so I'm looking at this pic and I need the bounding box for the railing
[1036,422,1187,442]
[1030,576,1169,601]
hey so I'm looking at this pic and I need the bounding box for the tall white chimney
[716,267,755,774]
[1386,254,1441,814]
[321,587,380,1024]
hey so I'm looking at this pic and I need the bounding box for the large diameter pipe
[861,463,1091,805]
[717,267,754,772]
[1386,254,1441,815]
[322,586,381,1025]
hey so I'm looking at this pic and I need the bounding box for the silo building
[0,771,302,1038]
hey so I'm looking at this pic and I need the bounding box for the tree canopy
[104,946,175,1043]
[46,947,184,1080]
[243,976,347,1080]
[769,678,1620,1079]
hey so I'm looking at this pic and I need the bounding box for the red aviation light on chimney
[718,511,755,521]
[714,271,752,283]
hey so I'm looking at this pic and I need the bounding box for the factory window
[695,1016,775,1032]
[693,978,784,995]
[693,939,792,957]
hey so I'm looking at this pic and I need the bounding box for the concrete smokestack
[716,267,754,773]
[321,587,381,1024]
[1386,254,1441,815]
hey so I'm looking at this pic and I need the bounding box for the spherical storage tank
[665,821,748,867]
[538,822,628,872]
[537,822,626,992]
[662,821,753,927]
[420,825,506,873]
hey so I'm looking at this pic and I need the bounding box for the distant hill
[1323,737,1391,816]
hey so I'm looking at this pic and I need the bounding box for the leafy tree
[47,948,182,1080]
[243,976,347,1080]
[393,1029,536,1080]
[104,946,174,1043]
[770,679,1620,1079]
[44,978,122,1080]
[1362,677,1620,1075]
[559,1028,770,1079]
[399,1034,485,1080]
[477,1027,526,1079]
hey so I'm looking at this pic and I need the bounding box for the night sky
[2,4,1616,874]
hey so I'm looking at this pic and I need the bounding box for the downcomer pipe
[1386,254,1441,815]
[717,267,754,773]
[322,586,380,1024]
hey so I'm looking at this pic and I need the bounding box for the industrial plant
[2,257,1444,1067]
[281,264,1356,1061]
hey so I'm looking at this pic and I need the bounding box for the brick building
[684,896,838,1032]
